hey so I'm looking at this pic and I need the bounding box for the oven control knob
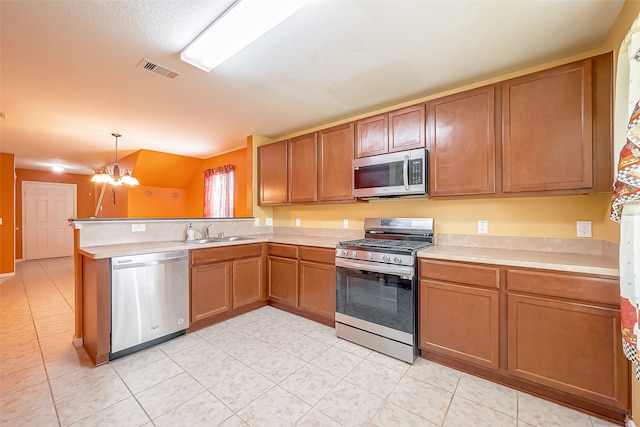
[341,250,348,257]
[351,251,358,258]
[393,256,402,264]
[366,253,373,260]
[382,255,390,262]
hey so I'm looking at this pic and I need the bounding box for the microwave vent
[137,58,182,80]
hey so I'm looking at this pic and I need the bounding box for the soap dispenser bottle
[186,223,195,241]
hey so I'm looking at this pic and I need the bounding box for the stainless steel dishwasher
[110,250,189,359]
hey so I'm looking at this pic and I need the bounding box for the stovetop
[337,238,432,252]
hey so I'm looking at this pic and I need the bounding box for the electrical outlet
[254,217,260,226]
[265,217,273,226]
[576,221,592,238]
[131,224,145,232]
[343,219,349,229]
[478,220,488,234]
[295,218,301,227]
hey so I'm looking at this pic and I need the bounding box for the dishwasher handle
[112,255,188,270]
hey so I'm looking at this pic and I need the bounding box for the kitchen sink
[218,236,256,242]
[184,236,256,244]
[184,238,215,244]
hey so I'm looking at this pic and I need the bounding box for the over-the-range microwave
[352,148,428,199]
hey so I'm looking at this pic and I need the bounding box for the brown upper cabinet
[258,123,355,206]
[318,122,355,203]
[355,104,426,158]
[428,86,496,197]
[428,53,611,199]
[502,59,593,193]
[289,133,318,204]
[258,140,288,205]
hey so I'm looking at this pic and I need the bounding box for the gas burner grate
[338,238,432,251]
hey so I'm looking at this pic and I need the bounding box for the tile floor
[0,257,622,427]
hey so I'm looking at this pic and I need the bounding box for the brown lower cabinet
[267,243,335,326]
[418,259,628,422]
[299,246,336,321]
[189,243,266,330]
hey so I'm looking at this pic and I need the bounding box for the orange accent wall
[127,186,189,218]
[186,148,250,217]
[96,184,128,219]
[1,153,16,274]
[14,169,96,259]
[127,149,202,188]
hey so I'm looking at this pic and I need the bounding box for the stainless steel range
[335,217,434,363]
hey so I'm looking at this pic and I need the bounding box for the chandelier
[91,133,139,186]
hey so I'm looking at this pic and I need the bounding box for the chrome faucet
[204,224,212,238]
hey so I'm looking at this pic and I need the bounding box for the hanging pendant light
[91,133,139,186]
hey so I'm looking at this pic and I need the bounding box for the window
[204,165,234,217]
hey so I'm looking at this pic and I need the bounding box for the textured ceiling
[0,0,626,175]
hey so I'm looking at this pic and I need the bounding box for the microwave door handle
[403,155,409,190]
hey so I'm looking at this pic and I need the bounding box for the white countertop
[79,234,619,277]
[417,245,619,277]
[78,234,342,259]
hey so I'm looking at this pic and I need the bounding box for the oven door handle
[335,258,414,278]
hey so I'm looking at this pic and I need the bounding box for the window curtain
[204,165,234,218]
[611,14,640,380]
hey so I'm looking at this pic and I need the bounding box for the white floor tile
[209,367,275,412]
[135,372,205,419]
[280,363,341,405]
[186,352,246,389]
[119,355,184,394]
[344,358,405,398]
[455,373,518,417]
[0,258,624,427]
[153,391,233,427]
[387,375,453,425]
[443,395,517,427]
[309,346,364,378]
[237,386,310,427]
[517,392,593,427]
[67,396,150,427]
[369,401,438,427]
[315,380,383,427]
[250,348,307,383]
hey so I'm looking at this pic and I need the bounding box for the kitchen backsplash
[437,233,619,258]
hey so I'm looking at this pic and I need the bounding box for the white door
[23,182,76,260]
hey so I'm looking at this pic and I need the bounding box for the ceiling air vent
[137,58,182,80]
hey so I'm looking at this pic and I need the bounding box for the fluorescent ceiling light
[181,0,309,72]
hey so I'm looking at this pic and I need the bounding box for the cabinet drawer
[299,246,335,264]
[192,243,263,265]
[507,269,618,305]
[268,243,298,259]
[420,259,499,288]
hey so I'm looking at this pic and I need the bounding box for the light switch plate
[343,219,349,228]
[266,218,273,226]
[132,224,145,232]
[254,218,260,226]
[477,220,488,234]
[577,221,592,238]
[295,218,301,227]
